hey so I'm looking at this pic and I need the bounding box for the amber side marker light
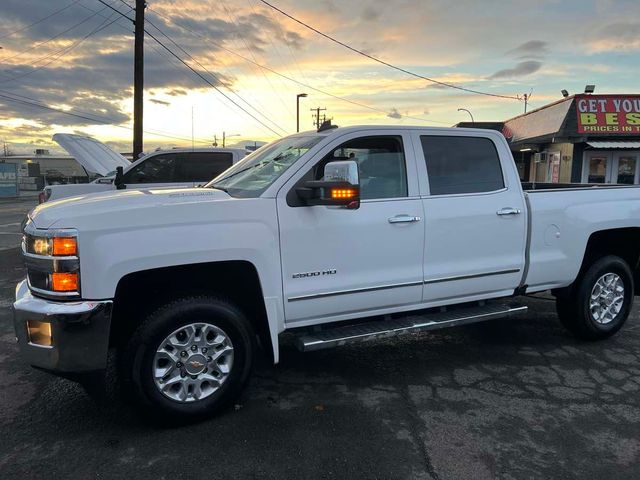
[52,237,77,256]
[27,320,52,347]
[330,188,358,199]
[51,272,78,292]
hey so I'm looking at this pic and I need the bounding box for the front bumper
[13,279,112,373]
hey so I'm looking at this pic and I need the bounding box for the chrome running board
[295,303,527,352]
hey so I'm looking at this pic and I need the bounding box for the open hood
[53,133,130,176]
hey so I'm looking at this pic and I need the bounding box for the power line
[0,89,213,144]
[99,0,284,137]
[1,4,111,63]
[3,3,112,62]
[258,0,521,101]
[247,0,312,88]
[0,9,128,84]
[0,0,83,40]
[217,0,294,119]
[145,29,284,137]
[95,0,134,22]
[146,6,449,125]
[144,17,288,136]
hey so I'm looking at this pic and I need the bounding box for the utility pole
[311,107,327,130]
[523,93,531,114]
[133,0,146,159]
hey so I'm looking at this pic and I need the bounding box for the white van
[39,134,247,203]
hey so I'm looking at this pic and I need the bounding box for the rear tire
[556,255,633,340]
[119,296,255,422]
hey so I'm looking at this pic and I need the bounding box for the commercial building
[458,93,640,185]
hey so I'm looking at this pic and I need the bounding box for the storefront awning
[587,141,640,149]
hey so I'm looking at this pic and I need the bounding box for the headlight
[22,227,80,299]
[26,235,78,257]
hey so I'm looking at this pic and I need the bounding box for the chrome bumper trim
[13,280,112,373]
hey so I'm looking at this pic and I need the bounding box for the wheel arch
[578,227,640,294]
[109,260,277,362]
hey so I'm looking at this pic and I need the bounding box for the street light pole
[457,108,474,124]
[296,93,308,132]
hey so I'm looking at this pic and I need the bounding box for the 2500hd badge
[292,269,337,279]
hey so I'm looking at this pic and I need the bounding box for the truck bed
[524,183,640,293]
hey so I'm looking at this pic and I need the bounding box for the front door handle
[496,207,522,216]
[388,215,421,223]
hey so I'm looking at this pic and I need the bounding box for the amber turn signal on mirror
[330,188,358,199]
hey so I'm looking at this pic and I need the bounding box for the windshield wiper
[210,161,266,188]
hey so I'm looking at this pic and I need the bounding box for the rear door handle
[496,207,521,216]
[388,215,421,223]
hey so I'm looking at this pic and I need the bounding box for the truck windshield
[206,136,322,198]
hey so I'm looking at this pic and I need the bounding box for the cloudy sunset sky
[1,0,639,154]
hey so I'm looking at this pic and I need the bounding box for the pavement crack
[397,383,441,480]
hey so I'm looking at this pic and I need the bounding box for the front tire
[556,255,634,340]
[120,296,255,421]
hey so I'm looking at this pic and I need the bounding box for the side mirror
[296,160,360,209]
[114,166,126,190]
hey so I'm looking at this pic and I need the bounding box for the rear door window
[420,136,504,195]
[176,152,234,182]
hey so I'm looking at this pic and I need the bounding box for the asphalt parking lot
[0,196,35,251]
[1,199,640,479]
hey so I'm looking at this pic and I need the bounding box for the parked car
[38,134,247,203]
[14,125,640,421]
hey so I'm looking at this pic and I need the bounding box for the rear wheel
[556,255,634,340]
[120,296,255,422]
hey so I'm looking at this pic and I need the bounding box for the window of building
[420,136,504,195]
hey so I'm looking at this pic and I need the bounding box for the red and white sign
[576,95,640,135]
[576,94,640,134]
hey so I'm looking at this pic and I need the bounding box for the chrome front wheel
[153,322,234,403]
[589,273,624,325]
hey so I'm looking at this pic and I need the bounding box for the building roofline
[505,95,576,123]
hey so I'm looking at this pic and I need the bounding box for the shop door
[584,152,611,183]
[612,152,639,184]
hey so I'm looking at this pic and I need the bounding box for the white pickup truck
[39,134,247,203]
[13,125,640,421]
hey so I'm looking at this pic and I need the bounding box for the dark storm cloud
[506,40,549,58]
[489,60,542,79]
[588,22,640,51]
[0,0,306,127]
[166,88,188,96]
[387,107,401,119]
[0,42,229,126]
[361,5,381,22]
